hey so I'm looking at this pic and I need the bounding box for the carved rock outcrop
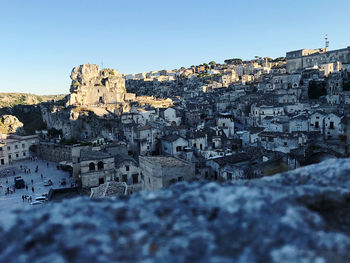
[0,114,24,134]
[68,63,127,106]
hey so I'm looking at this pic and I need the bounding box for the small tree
[343,81,350,91]
[308,80,327,99]
[224,58,242,65]
[209,61,216,69]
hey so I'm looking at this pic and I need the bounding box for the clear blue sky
[0,0,349,95]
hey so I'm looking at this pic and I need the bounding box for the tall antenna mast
[325,34,329,50]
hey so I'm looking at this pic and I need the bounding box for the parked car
[35,196,47,202]
[30,201,44,206]
[14,176,25,189]
[43,180,53,186]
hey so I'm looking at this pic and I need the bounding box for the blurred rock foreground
[1,158,350,263]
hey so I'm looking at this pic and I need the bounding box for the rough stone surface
[0,114,24,134]
[68,63,127,106]
[1,158,350,262]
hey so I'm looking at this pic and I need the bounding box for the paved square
[0,158,73,210]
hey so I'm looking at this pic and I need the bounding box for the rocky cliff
[0,114,23,134]
[1,158,350,262]
[68,63,127,106]
[0,104,48,135]
[0,93,66,108]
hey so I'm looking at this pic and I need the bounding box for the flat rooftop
[141,156,189,167]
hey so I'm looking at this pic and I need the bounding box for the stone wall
[37,142,72,162]
[2,158,350,262]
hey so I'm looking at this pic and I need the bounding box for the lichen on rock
[1,158,350,262]
[68,63,127,106]
[0,114,24,134]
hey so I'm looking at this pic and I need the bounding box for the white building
[0,135,39,165]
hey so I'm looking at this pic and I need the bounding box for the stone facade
[79,150,115,188]
[139,156,195,191]
[286,47,350,73]
[0,135,38,165]
[37,142,73,163]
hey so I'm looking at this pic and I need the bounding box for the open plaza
[0,158,74,210]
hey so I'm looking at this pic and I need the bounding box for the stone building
[286,47,350,73]
[114,153,142,194]
[139,156,195,191]
[160,135,188,156]
[0,135,38,165]
[217,113,235,138]
[68,63,127,107]
[78,150,115,188]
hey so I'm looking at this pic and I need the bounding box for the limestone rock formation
[2,158,350,262]
[0,114,24,134]
[0,93,66,108]
[68,63,127,106]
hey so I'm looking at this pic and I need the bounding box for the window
[1,159,4,165]
[99,178,104,185]
[200,144,203,150]
[8,155,11,159]
[315,121,319,129]
[22,144,25,148]
[122,174,128,183]
[23,152,26,156]
[89,162,95,171]
[284,142,288,146]
[193,143,197,148]
[126,165,130,171]
[15,145,18,150]
[97,161,104,170]
[176,146,182,152]
[227,173,232,180]
[330,121,334,129]
[178,176,184,182]
[0,147,2,151]
[132,174,139,184]
[7,146,10,151]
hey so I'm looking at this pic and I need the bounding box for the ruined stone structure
[286,46,350,73]
[68,63,127,106]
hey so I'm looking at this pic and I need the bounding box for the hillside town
[1,44,350,200]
